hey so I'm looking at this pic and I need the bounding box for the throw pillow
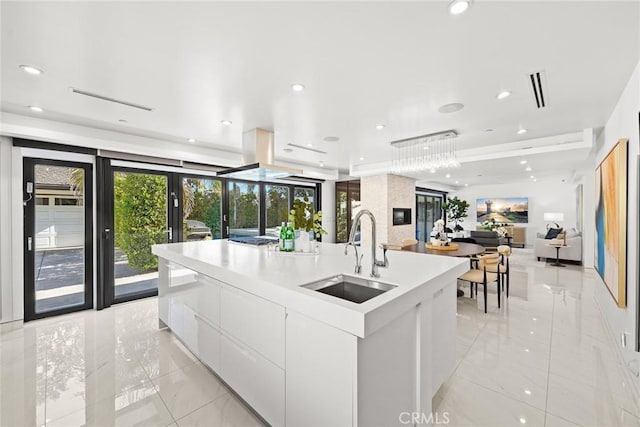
[544,228,563,239]
[565,228,579,238]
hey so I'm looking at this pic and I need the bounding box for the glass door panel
[336,189,348,243]
[24,159,93,321]
[113,171,168,299]
[265,184,290,237]
[182,177,223,240]
[227,181,260,238]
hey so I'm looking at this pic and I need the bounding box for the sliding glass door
[23,158,93,321]
[416,192,444,242]
[111,170,170,301]
[227,181,260,238]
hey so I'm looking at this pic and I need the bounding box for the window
[36,197,49,205]
[55,197,80,206]
[227,181,260,238]
[182,177,222,240]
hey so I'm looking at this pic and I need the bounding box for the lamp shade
[543,212,564,222]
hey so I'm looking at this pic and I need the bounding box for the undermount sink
[301,274,397,304]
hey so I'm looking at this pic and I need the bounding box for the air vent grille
[528,71,547,109]
[70,87,154,111]
[287,143,327,154]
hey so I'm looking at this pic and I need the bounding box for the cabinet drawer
[220,287,285,367]
[220,334,284,427]
[194,275,222,327]
[196,313,221,372]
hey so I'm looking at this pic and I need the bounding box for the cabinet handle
[194,312,217,329]
[435,287,444,295]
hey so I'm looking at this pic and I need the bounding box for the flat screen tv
[476,197,528,223]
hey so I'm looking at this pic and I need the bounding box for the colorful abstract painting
[476,197,528,223]
[595,138,628,308]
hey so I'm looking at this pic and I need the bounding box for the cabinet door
[220,334,284,427]
[195,275,222,327]
[220,287,285,368]
[196,314,221,372]
[431,282,456,393]
[181,305,199,355]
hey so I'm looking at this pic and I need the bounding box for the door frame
[23,157,94,321]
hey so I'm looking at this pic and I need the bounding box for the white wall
[593,60,640,359]
[0,137,13,322]
[450,174,584,252]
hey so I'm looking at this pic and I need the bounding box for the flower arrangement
[431,218,447,241]
[481,218,508,237]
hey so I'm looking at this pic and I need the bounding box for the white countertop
[152,240,468,337]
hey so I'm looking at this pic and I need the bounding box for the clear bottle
[284,222,295,252]
[279,221,286,251]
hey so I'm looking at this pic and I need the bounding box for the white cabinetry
[431,282,456,392]
[159,260,285,427]
[220,287,285,368]
[220,334,285,427]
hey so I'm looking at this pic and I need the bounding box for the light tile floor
[0,248,638,426]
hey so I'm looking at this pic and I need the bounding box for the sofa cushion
[565,227,580,238]
[544,228,563,239]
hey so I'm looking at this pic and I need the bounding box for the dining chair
[496,245,511,297]
[458,265,500,313]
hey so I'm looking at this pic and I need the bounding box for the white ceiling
[1,1,639,186]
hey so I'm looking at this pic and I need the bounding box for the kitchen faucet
[344,209,389,278]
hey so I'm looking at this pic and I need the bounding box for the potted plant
[442,196,470,236]
[288,196,327,251]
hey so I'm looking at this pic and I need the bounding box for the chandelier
[390,130,460,174]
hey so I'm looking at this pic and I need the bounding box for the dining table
[401,241,486,296]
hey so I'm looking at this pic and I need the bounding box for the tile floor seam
[543,288,555,427]
[172,389,232,426]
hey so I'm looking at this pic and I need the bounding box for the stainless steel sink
[301,274,397,304]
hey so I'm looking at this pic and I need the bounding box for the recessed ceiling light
[28,106,43,112]
[519,417,527,425]
[464,183,468,187]
[455,181,459,184]
[524,390,532,396]
[307,143,313,147]
[283,148,293,153]
[517,128,528,135]
[533,178,537,182]
[520,160,527,164]
[118,119,128,123]
[323,136,340,142]
[525,166,532,172]
[423,146,429,150]
[438,103,464,114]
[221,120,232,126]
[445,173,451,178]
[430,169,436,174]
[496,91,511,100]
[448,0,471,15]
[291,83,305,92]
[20,65,44,75]
[188,138,196,143]
[359,156,364,161]
[530,175,535,179]
[376,124,385,130]
[319,161,324,167]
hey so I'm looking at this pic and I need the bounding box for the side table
[546,244,569,267]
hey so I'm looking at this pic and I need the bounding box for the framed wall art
[595,138,628,308]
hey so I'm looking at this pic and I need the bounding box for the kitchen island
[152,240,468,427]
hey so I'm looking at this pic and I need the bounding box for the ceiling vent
[70,87,154,111]
[287,143,327,154]
[528,71,548,109]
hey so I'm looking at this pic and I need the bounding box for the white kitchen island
[152,240,468,427]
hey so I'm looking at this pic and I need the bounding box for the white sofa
[534,230,582,264]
